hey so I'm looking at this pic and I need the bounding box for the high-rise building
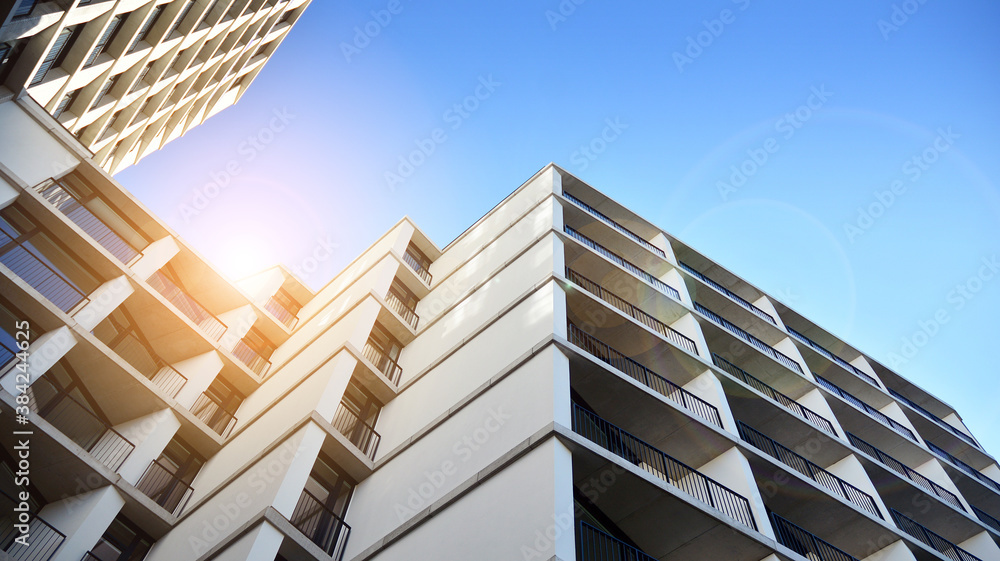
[0,0,308,175]
[1,92,999,561]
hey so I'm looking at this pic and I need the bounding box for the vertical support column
[42,486,125,561]
[684,369,736,435]
[671,313,711,361]
[129,236,179,281]
[172,351,225,409]
[206,521,284,561]
[697,447,775,540]
[0,326,76,395]
[797,388,846,438]
[74,276,134,331]
[774,338,809,377]
[114,409,182,485]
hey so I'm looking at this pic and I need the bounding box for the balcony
[713,354,835,435]
[100,330,187,398]
[135,458,194,516]
[566,267,696,355]
[572,403,757,530]
[27,375,135,471]
[770,512,859,561]
[738,422,882,520]
[189,392,237,438]
[146,270,227,341]
[568,323,722,429]
[678,261,776,326]
[926,442,1000,495]
[694,302,803,374]
[361,340,402,385]
[264,295,298,329]
[402,250,432,284]
[0,231,89,314]
[332,402,380,460]
[230,338,271,376]
[33,180,145,265]
[289,489,351,560]
[0,490,65,561]
[847,433,965,512]
[889,389,983,451]
[576,520,656,561]
[788,327,879,387]
[815,375,916,443]
[563,226,680,301]
[973,506,1000,534]
[562,191,666,258]
[890,510,982,561]
[384,290,419,330]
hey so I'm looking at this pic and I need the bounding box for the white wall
[41,486,124,561]
[696,447,774,540]
[129,237,179,280]
[0,101,80,188]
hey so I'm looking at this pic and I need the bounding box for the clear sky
[117,2,1000,457]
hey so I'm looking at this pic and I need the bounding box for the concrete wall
[0,100,79,188]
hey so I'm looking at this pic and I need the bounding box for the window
[102,109,125,139]
[12,0,37,19]
[30,25,79,85]
[87,515,153,561]
[128,5,164,53]
[199,0,222,26]
[52,89,79,119]
[135,437,203,513]
[369,322,402,364]
[129,62,154,93]
[168,0,195,36]
[291,454,353,555]
[91,74,120,109]
[85,14,127,67]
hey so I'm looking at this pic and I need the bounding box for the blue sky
[117,1,1000,456]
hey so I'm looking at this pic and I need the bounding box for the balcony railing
[572,403,757,530]
[738,422,882,519]
[815,376,916,443]
[770,512,858,561]
[34,181,145,265]
[146,271,227,341]
[332,403,380,460]
[562,191,666,259]
[713,354,835,435]
[264,295,298,329]
[402,250,432,284]
[135,459,194,516]
[361,341,402,385]
[678,261,776,325]
[384,291,419,329]
[105,331,187,398]
[566,268,697,355]
[847,433,965,512]
[973,506,1000,534]
[0,234,88,314]
[926,442,1000,494]
[0,489,65,561]
[577,520,656,561]
[787,327,879,387]
[890,510,982,561]
[563,226,680,301]
[230,339,271,376]
[290,489,351,560]
[190,392,237,438]
[694,302,803,374]
[568,324,722,429]
[888,389,983,451]
[27,376,134,470]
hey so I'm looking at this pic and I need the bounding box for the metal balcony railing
[135,459,194,516]
[402,250,432,284]
[847,433,965,512]
[562,191,666,259]
[563,226,680,301]
[361,341,402,385]
[926,442,1000,494]
[0,338,18,370]
[146,270,227,341]
[770,512,859,561]
[264,295,298,328]
[0,489,65,561]
[815,375,916,443]
[568,324,722,429]
[332,403,380,460]
[105,331,187,398]
[230,338,271,376]
[27,376,134,471]
[888,389,983,451]
[384,291,419,329]
[0,234,88,314]
[787,327,879,387]
[678,261,776,325]
[973,506,1000,534]
[694,302,803,374]
[34,181,145,265]
[572,403,757,530]
[576,520,656,561]
[890,510,982,561]
[290,489,351,560]
[566,268,697,355]
[738,422,882,519]
[713,354,835,435]
[190,392,237,438]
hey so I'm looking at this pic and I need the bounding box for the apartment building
[0,0,309,175]
[1,92,1000,561]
